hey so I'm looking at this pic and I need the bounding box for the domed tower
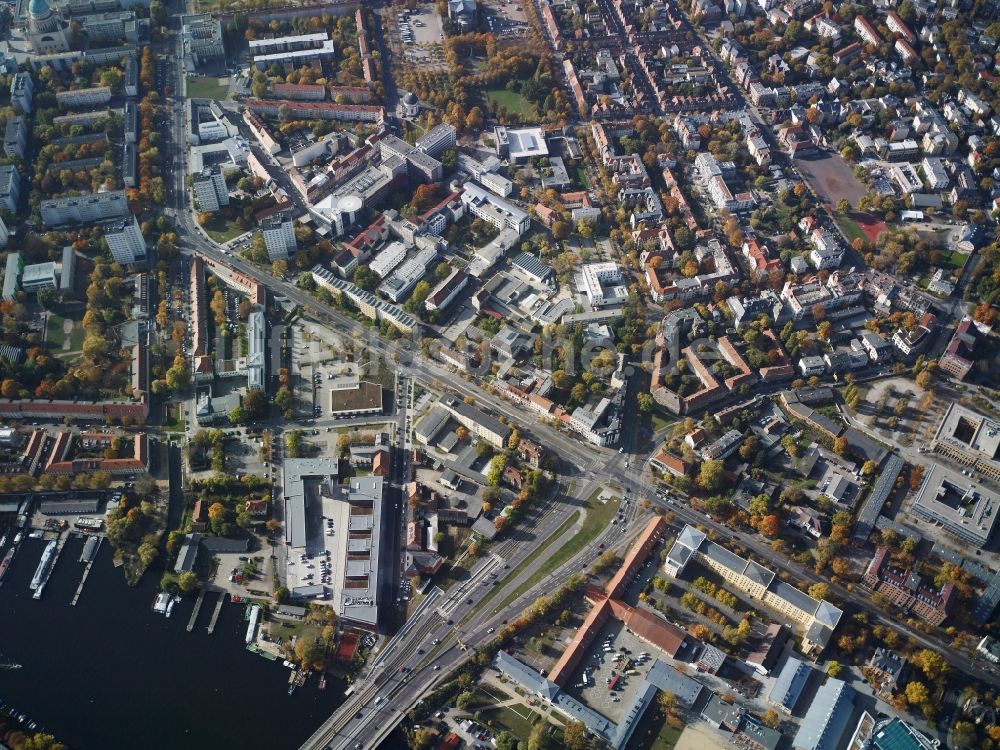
[399,91,420,119]
[28,0,71,54]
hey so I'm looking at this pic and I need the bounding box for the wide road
[302,485,651,750]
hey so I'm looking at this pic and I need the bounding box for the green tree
[562,721,587,750]
[827,661,842,678]
[455,690,476,709]
[178,571,200,593]
[698,459,725,491]
[21,734,66,750]
[354,266,377,291]
[913,649,949,680]
[243,387,269,419]
[808,582,831,600]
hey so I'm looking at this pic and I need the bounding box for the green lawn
[651,411,673,433]
[202,216,246,244]
[486,88,536,118]
[163,403,185,432]
[475,703,542,741]
[938,249,968,272]
[835,215,866,244]
[45,312,84,358]
[630,713,684,750]
[186,76,229,100]
[541,491,621,572]
[486,510,581,617]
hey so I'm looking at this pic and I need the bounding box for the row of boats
[0,532,23,583]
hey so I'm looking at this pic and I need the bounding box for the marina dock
[70,537,102,606]
[187,586,208,632]
[207,590,226,634]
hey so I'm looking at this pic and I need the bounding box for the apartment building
[10,72,33,115]
[0,166,20,214]
[260,213,297,260]
[414,123,457,158]
[56,86,112,109]
[192,167,229,212]
[3,117,27,160]
[438,394,511,449]
[103,215,147,265]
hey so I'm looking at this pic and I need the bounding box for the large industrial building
[282,459,387,630]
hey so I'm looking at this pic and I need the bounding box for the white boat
[29,541,57,591]
[152,592,171,614]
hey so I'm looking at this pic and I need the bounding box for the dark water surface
[0,536,346,749]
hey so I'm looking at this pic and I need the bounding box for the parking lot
[392,6,448,71]
[564,619,661,724]
[481,0,529,36]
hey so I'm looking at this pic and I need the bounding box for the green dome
[29,0,50,16]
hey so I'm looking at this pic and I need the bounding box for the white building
[460,181,530,235]
[40,189,128,227]
[260,214,296,260]
[181,14,224,70]
[808,228,844,270]
[799,356,826,376]
[103,215,146,265]
[246,306,267,391]
[414,123,457,158]
[55,86,112,109]
[21,262,57,292]
[10,73,33,115]
[192,167,229,212]
[369,241,408,279]
[378,246,436,303]
[581,262,627,308]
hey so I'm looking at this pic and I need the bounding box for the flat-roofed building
[192,167,229,213]
[4,117,27,160]
[793,679,855,750]
[910,463,998,547]
[414,123,457,157]
[494,125,548,162]
[104,215,146,265]
[0,165,20,214]
[21,262,58,292]
[260,213,296,260]
[41,189,127,226]
[181,14,224,69]
[246,306,266,391]
[461,181,530,235]
[56,86,112,109]
[932,402,1000,485]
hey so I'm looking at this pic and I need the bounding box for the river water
[0,536,346,749]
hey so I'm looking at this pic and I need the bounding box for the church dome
[402,92,418,106]
[29,0,50,16]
